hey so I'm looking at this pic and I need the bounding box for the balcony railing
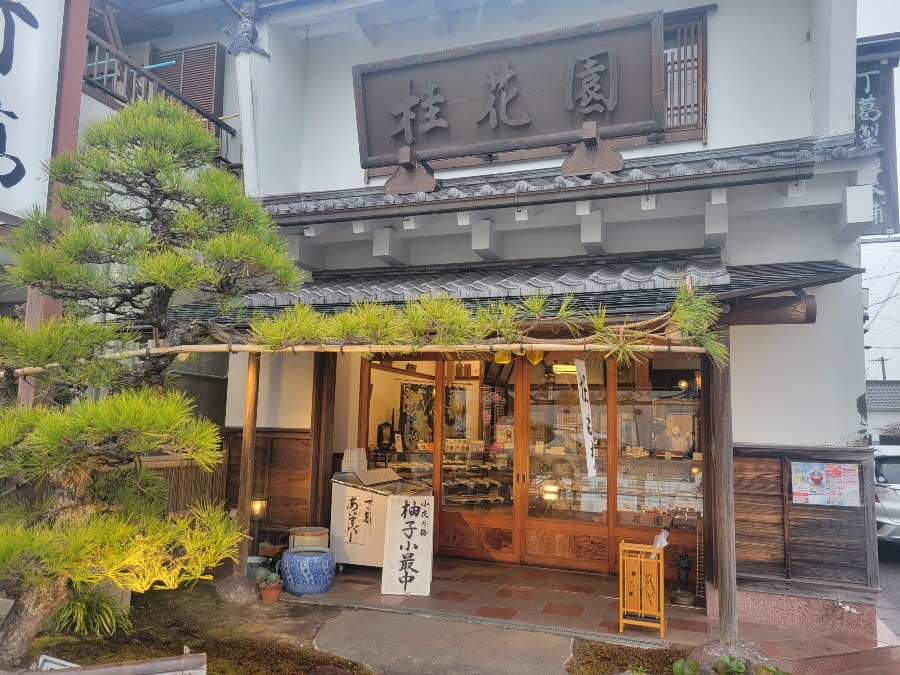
[83,31,236,138]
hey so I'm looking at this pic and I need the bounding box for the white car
[875,446,900,542]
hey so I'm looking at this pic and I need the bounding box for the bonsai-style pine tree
[2,96,301,386]
[0,98,300,665]
[0,318,242,665]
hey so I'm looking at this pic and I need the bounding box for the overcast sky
[858,1,900,380]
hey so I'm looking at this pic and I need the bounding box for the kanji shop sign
[855,59,899,236]
[381,495,434,596]
[352,11,664,169]
[0,0,66,223]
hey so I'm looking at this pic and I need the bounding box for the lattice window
[664,18,706,131]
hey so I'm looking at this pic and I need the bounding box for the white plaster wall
[224,353,314,428]
[333,354,362,452]
[78,93,117,135]
[281,0,819,195]
[231,19,308,198]
[723,212,865,446]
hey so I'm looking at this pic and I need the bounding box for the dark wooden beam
[236,352,261,575]
[310,352,337,528]
[719,295,816,326]
[710,331,738,645]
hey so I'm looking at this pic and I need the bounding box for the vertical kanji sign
[343,494,373,545]
[381,495,434,596]
[0,1,66,223]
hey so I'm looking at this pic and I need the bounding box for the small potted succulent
[255,567,283,603]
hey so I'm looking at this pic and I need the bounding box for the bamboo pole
[235,352,261,576]
[0,342,708,381]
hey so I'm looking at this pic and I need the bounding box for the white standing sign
[343,493,373,545]
[381,495,434,596]
[574,359,597,478]
[0,0,66,223]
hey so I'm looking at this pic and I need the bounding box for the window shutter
[150,42,225,131]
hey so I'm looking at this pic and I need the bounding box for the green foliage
[402,295,478,346]
[626,666,648,675]
[52,586,133,637]
[672,659,701,675]
[0,503,240,592]
[669,280,729,369]
[714,655,748,674]
[0,389,221,484]
[0,316,129,392]
[1,97,300,329]
[250,304,325,350]
[255,567,281,587]
[474,301,523,342]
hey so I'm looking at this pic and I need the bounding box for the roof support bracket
[561,121,625,178]
[384,146,439,196]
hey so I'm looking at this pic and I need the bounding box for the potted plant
[255,568,283,603]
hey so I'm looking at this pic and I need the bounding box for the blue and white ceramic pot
[279,547,336,595]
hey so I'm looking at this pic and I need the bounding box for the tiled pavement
[288,558,900,674]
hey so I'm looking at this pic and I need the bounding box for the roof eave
[274,163,815,226]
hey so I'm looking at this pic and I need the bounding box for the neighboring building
[868,380,900,444]
[11,0,900,640]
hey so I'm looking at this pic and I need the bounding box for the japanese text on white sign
[382,495,434,595]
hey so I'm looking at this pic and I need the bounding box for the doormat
[284,594,666,649]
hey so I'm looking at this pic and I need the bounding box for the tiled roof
[264,136,873,220]
[867,380,900,409]
[170,253,861,321]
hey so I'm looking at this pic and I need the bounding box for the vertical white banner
[574,359,597,478]
[0,0,66,222]
[382,495,434,596]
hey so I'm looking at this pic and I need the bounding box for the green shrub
[52,586,133,637]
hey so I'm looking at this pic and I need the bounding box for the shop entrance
[362,354,704,578]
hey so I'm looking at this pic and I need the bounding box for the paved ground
[315,609,572,675]
[878,541,900,636]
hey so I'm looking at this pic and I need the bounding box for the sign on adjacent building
[855,59,899,236]
[0,0,66,223]
[353,12,664,168]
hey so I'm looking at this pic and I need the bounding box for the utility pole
[878,356,890,380]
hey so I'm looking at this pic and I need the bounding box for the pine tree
[2,97,300,387]
[0,98,299,665]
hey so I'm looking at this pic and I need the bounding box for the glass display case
[441,438,513,508]
[616,457,702,529]
[614,357,703,529]
[370,450,434,483]
[441,359,515,513]
[528,359,608,522]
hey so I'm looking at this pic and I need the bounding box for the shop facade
[124,0,894,635]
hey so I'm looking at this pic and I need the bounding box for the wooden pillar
[710,332,738,645]
[311,352,337,527]
[236,352,261,575]
[605,357,618,574]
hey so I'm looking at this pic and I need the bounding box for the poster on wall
[791,461,861,506]
[0,0,67,223]
[444,385,466,439]
[399,382,434,451]
[382,495,434,596]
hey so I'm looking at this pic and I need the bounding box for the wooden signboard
[381,494,434,596]
[353,12,664,168]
